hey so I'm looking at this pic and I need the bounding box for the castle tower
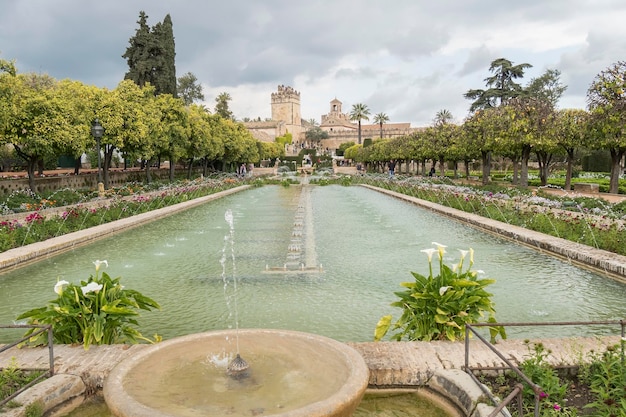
[271,85,302,139]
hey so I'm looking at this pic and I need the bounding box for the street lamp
[91,119,104,185]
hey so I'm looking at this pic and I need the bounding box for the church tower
[271,85,302,138]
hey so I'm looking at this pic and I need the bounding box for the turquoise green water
[1,185,625,344]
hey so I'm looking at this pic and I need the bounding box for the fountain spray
[222,209,250,377]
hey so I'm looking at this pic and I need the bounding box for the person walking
[388,160,396,179]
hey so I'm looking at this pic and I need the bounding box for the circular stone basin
[104,329,370,417]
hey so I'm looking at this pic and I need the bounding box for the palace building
[244,85,415,153]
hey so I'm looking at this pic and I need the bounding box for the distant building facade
[245,85,416,153]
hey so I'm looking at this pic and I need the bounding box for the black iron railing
[464,320,625,417]
[0,324,54,406]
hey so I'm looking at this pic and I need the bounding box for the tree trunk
[145,161,152,184]
[74,156,81,175]
[438,157,445,176]
[609,148,624,194]
[27,159,37,193]
[481,151,491,185]
[169,152,175,182]
[453,160,458,179]
[358,121,362,145]
[464,159,471,178]
[564,148,574,191]
[536,151,552,186]
[520,145,531,187]
[511,156,519,185]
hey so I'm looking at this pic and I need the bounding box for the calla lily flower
[81,282,103,295]
[439,286,451,296]
[431,242,447,260]
[458,249,469,270]
[93,260,108,272]
[420,248,437,262]
[54,280,69,295]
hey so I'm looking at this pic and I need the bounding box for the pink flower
[553,403,561,411]
[540,392,548,399]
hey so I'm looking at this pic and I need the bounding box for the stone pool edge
[363,185,626,283]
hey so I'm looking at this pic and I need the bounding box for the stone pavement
[1,335,620,391]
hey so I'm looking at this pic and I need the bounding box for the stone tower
[271,85,302,139]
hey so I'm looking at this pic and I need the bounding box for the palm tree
[373,112,390,138]
[433,109,453,127]
[349,103,371,144]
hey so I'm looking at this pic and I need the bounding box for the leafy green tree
[349,103,370,144]
[177,72,204,106]
[97,80,157,188]
[462,108,502,184]
[553,109,589,190]
[373,112,390,138]
[524,68,567,107]
[305,126,329,142]
[0,73,83,191]
[154,94,189,181]
[337,141,355,157]
[0,56,16,76]
[464,58,532,111]
[214,92,234,120]
[586,61,626,194]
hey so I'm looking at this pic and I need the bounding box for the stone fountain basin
[104,329,370,417]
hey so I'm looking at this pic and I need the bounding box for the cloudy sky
[2,0,625,127]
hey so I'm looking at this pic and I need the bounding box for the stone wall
[0,169,169,196]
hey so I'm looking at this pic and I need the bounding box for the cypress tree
[152,14,177,96]
[123,11,177,96]
[122,11,153,88]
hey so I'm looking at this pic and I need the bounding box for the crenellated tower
[271,85,302,138]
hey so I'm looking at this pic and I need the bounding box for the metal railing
[464,320,625,417]
[0,324,54,406]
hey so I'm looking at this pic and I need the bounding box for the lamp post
[91,119,104,188]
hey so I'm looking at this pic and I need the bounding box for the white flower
[432,242,447,260]
[439,286,452,296]
[93,260,108,272]
[458,249,468,261]
[420,248,437,262]
[54,280,69,295]
[81,282,103,295]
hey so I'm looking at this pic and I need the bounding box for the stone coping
[1,335,621,417]
[0,186,250,272]
[362,185,626,283]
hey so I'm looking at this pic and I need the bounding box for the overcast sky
[2,0,625,127]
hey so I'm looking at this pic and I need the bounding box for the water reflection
[0,185,624,343]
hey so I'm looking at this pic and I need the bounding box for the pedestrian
[388,160,396,179]
[429,166,435,177]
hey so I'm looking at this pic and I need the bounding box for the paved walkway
[1,335,621,391]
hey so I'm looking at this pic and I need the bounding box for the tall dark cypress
[152,14,177,96]
[123,12,176,96]
[122,11,153,88]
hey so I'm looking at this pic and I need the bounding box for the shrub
[17,261,161,350]
[375,243,505,342]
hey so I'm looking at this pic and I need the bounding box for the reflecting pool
[1,185,624,343]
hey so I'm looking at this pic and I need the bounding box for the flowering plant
[17,260,161,350]
[375,243,505,342]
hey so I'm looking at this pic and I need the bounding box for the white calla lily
[54,280,69,295]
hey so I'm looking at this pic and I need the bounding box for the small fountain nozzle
[227,353,250,378]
